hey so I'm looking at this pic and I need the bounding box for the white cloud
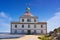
[0,12,8,18]
[47,12,60,32]
[0,12,12,21]
[0,12,12,32]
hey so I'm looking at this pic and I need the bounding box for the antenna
[25,0,31,7]
[25,0,31,12]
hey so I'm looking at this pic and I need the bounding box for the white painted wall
[11,24,47,34]
[20,18,38,23]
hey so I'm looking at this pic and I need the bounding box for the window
[27,19,30,22]
[34,19,36,22]
[22,19,24,22]
[15,25,17,28]
[41,30,43,33]
[22,24,24,28]
[34,30,36,33]
[41,25,43,28]
[22,30,24,33]
[15,30,17,33]
[28,24,30,28]
[34,24,36,28]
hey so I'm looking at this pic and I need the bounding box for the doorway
[27,30,31,34]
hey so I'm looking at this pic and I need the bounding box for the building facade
[11,7,47,34]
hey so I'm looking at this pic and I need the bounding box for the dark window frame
[15,25,17,28]
[22,24,24,28]
[27,19,31,22]
[22,19,24,22]
[28,24,30,28]
[41,25,43,28]
[34,19,36,22]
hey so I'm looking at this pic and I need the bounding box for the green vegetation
[38,27,60,40]
[38,35,49,40]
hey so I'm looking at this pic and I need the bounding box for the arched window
[22,19,24,22]
[27,19,30,22]
[41,25,43,28]
[15,25,17,28]
[28,24,30,28]
[34,19,36,22]
[22,24,24,28]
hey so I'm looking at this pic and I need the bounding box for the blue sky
[0,0,60,33]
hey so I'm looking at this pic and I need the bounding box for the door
[28,30,31,34]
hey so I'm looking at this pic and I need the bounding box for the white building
[10,7,47,34]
